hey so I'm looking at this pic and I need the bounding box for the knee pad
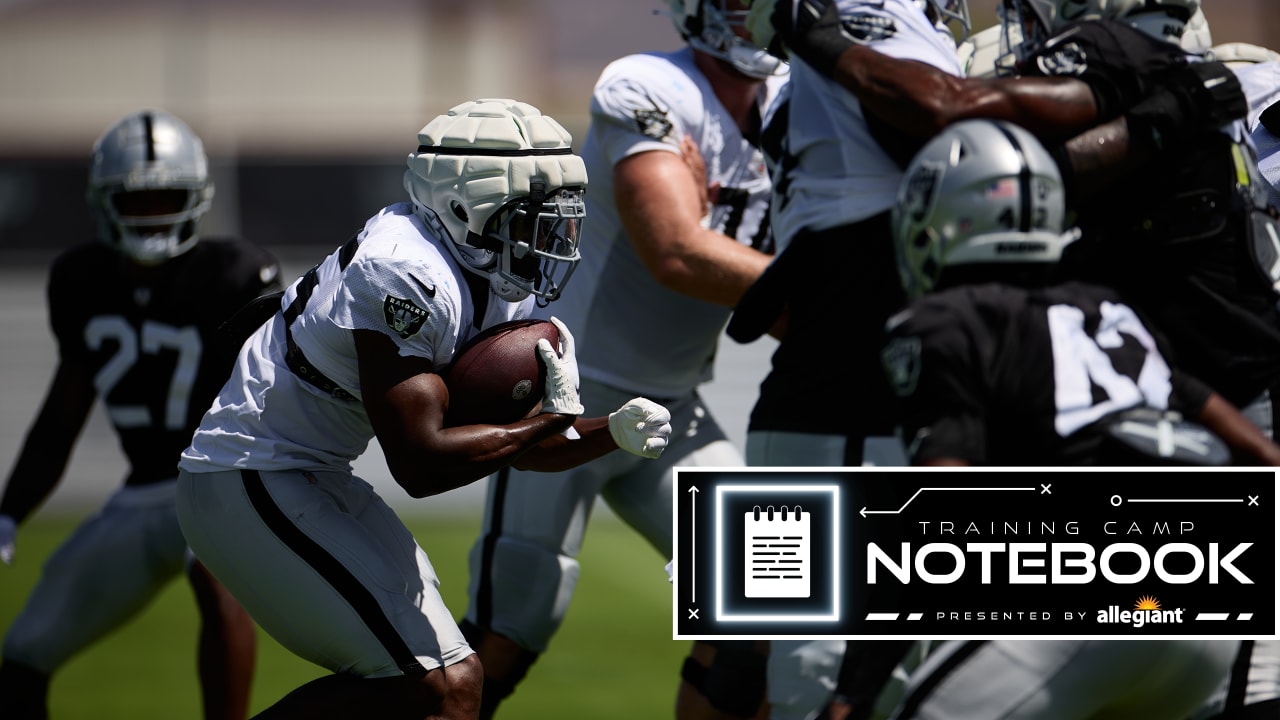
[467,537,579,652]
[680,640,767,718]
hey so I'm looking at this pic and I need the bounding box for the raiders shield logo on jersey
[383,295,428,339]
[882,336,922,397]
[843,11,897,44]
[1035,41,1088,77]
[634,107,673,141]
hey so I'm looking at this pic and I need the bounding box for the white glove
[0,514,16,565]
[537,316,584,416]
[609,397,673,459]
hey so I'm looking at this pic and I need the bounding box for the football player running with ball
[173,98,673,720]
[0,109,278,720]
[459,3,787,719]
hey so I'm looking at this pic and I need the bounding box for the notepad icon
[745,505,810,598]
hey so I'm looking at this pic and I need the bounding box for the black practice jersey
[1022,19,1280,405]
[881,282,1213,465]
[48,238,282,486]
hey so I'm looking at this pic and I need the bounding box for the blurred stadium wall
[0,0,1274,251]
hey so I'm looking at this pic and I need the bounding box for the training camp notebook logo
[672,468,1276,640]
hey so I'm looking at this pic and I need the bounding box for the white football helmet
[1179,7,1213,54]
[668,0,786,78]
[404,98,587,305]
[999,0,1198,68]
[893,119,1079,300]
[87,109,214,265]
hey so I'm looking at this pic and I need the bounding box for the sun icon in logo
[1134,596,1162,611]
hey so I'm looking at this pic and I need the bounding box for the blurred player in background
[990,0,1280,442]
[883,118,1280,468]
[735,0,1256,716]
[869,118,1271,720]
[459,4,786,719]
[728,0,1130,716]
[0,108,279,720]
[174,98,673,720]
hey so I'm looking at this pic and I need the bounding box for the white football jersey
[773,0,962,250]
[1255,122,1280,210]
[180,202,534,472]
[1232,60,1280,132]
[550,47,787,399]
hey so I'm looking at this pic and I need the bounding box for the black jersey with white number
[1022,19,1280,406]
[882,282,1213,465]
[48,238,281,486]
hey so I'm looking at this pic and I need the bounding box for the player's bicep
[614,149,706,266]
[355,328,447,443]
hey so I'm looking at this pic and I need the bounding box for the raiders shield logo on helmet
[882,336,922,397]
[383,295,429,339]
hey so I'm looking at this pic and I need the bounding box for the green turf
[0,509,687,719]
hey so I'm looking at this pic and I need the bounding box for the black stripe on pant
[240,469,424,674]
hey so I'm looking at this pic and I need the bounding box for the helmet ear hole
[450,201,468,225]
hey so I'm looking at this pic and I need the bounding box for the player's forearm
[1196,393,1280,466]
[829,47,1099,140]
[0,414,86,522]
[382,413,576,498]
[512,416,618,472]
[647,229,774,307]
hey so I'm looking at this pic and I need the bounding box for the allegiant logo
[1097,596,1185,627]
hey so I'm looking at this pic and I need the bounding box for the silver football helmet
[893,119,1079,300]
[87,109,214,265]
[999,0,1198,69]
[404,98,588,305]
[668,0,786,78]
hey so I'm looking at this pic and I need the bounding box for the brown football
[441,319,558,426]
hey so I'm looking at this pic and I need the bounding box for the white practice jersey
[1232,60,1280,132]
[1234,62,1280,210]
[551,47,787,399]
[773,0,962,249]
[1255,121,1280,210]
[180,202,533,472]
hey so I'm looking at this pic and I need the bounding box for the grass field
[0,510,686,719]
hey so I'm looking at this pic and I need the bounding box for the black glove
[785,0,855,76]
[1125,60,1248,151]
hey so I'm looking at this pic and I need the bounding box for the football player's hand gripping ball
[609,398,673,459]
[536,316,585,416]
[0,514,16,565]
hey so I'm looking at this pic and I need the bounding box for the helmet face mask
[404,98,589,305]
[88,109,213,266]
[669,0,785,79]
[892,119,1079,300]
[474,184,585,303]
[920,0,973,43]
